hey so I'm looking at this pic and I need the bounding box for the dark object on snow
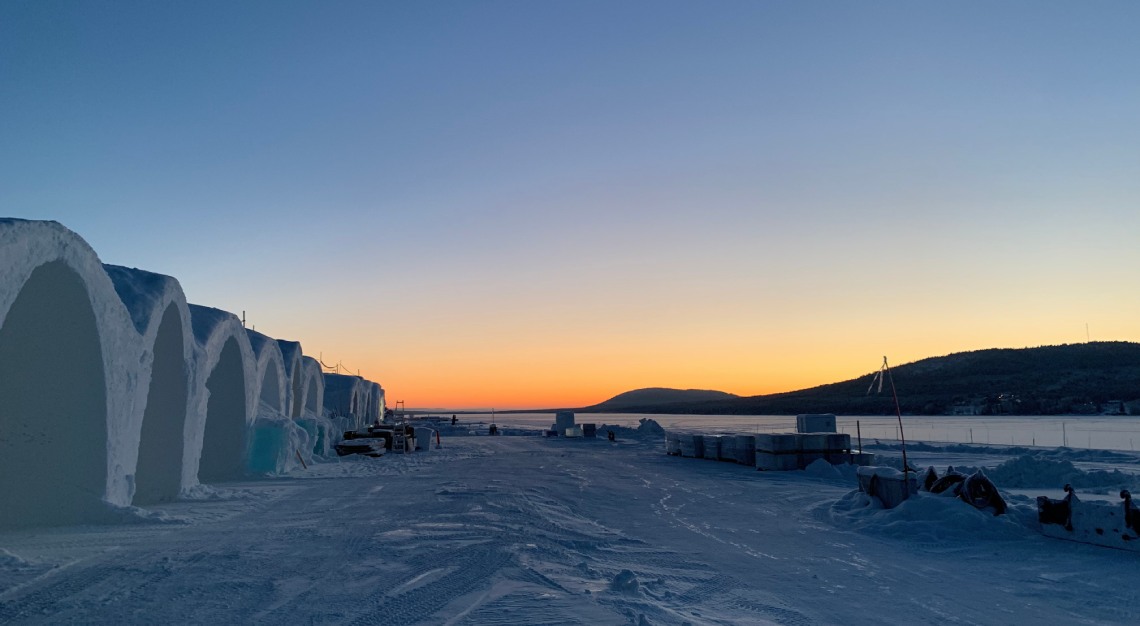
[921,466,938,492]
[489,424,498,436]
[1037,484,1075,531]
[608,430,616,442]
[334,440,384,457]
[929,473,966,495]
[921,466,1006,515]
[451,414,457,425]
[582,423,597,438]
[1037,485,1140,551]
[960,471,1007,515]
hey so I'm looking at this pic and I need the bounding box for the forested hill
[578,342,1140,416]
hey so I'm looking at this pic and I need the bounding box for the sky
[2,1,1138,409]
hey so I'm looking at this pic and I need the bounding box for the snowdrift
[0,220,141,526]
[104,265,194,505]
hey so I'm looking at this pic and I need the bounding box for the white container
[718,435,737,462]
[733,435,756,466]
[679,434,698,457]
[797,433,827,467]
[564,426,583,438]
[414,427,435,451]
[555,411,576,431]
[796,414,836,433]
[756,451,800,471]
[754,433,801,453]
[857,466,918,509]
[702,435,721,460]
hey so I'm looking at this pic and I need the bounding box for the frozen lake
[472,413,1140,452]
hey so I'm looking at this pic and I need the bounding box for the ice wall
[187,305,257,485]
[0,220,141,526]
[104,265,194,505]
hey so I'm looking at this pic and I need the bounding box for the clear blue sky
[3,1,1138,407]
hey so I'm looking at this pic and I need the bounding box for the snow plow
[1037,486,1140,552]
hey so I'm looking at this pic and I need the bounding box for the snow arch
[247,330,287,415]
[367,382,382,424]
[187,305,256,485]
[105,265,194,505]
[323,373,365,429]
[0,219,140,527]
[300,356,324,418]
[276,340,303,419]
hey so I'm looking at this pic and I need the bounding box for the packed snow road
[1,435,1136,625]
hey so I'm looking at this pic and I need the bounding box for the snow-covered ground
[1,429,1138,625]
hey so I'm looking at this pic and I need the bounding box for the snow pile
[827,489,1033,542]
[610,569,640,594]
[598,418,665,442]
[803,458,843,479]
[0,220,142,526]
[981,455,1137,490]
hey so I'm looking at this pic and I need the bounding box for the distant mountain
[587,387,739,411]
[580,342,1140,416]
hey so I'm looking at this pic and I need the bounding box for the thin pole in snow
[881,357,909,476]
[857,420,862,453]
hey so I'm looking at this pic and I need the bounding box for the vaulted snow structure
[0,220,141,527]
[247,330,288,415]
[367,382,382,424]
[104,265,194,505]
[323,373,367,429]
[276,339,304,419]
[246,329,309,474]
[187,305,256,485]
[299,356,332,456]
[300,356,325,418]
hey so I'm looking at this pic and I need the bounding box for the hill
[587,388,739,411]
[578,342,1140,416]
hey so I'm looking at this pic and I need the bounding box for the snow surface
[2,432,1137,624]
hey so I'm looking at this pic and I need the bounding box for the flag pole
[882,356,909,477]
